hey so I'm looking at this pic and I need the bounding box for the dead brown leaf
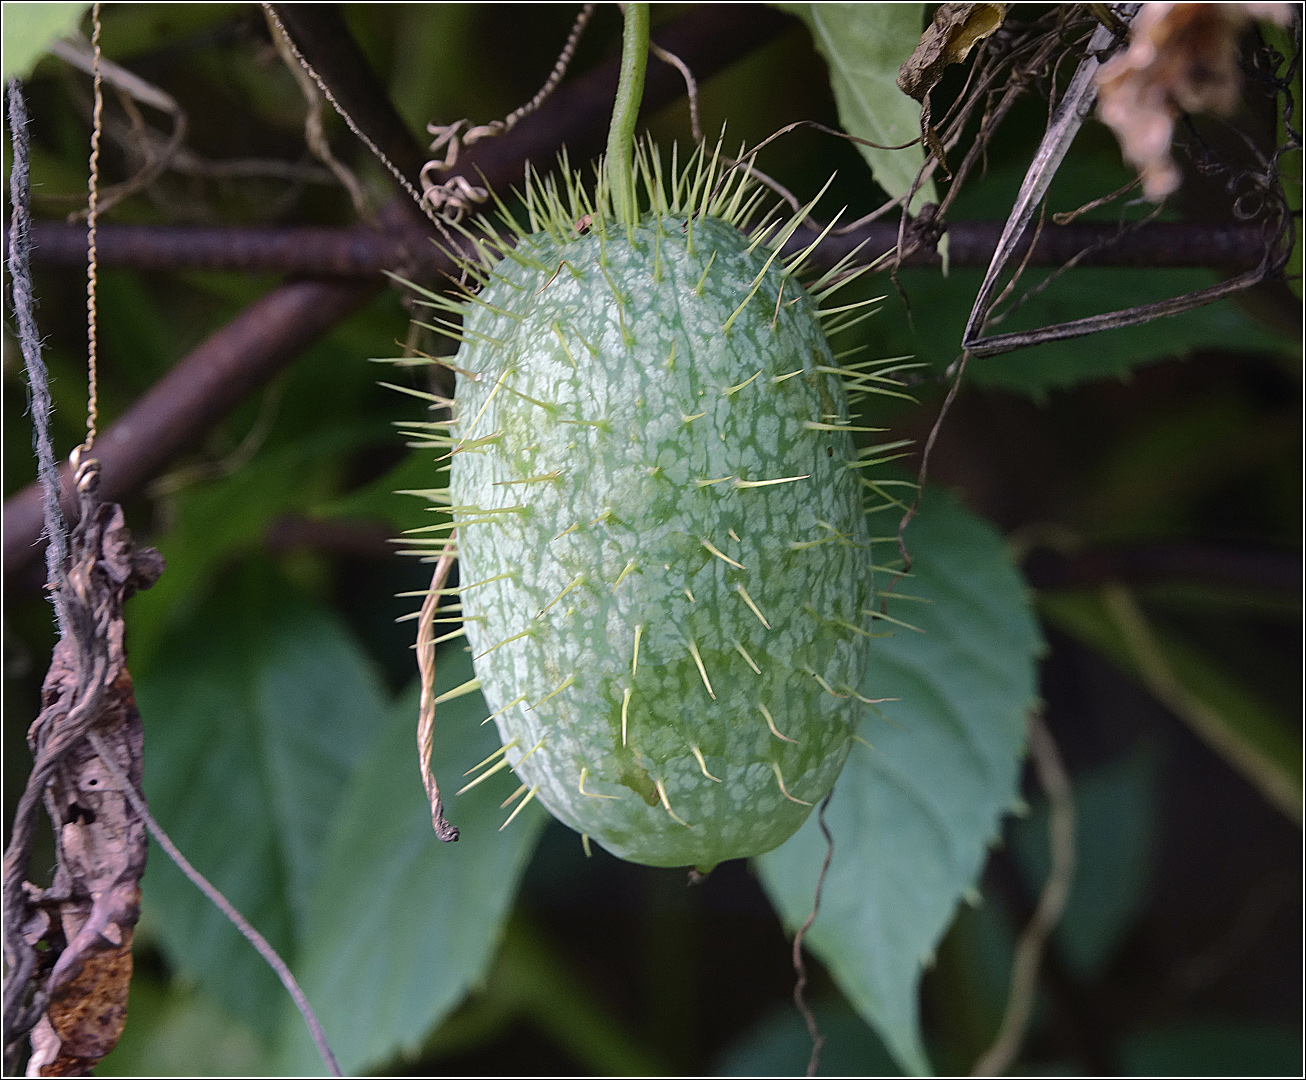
[898,2,1007,98]
[898,3,1007,177]
[1095,2,1295,199]
[5,471,162,1076]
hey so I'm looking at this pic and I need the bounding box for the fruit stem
[605,2,649,233]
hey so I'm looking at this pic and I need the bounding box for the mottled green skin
[448,214,873,869]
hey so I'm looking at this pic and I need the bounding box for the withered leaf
[896,3,1006,179]
[1094,2,1294,199]
[897,2,1006,100]
[27,923,135,1076]
[9,477,161,1077]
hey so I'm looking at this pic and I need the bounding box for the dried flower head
[1095,2,1294,199]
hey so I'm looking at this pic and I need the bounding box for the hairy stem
[606,3,650,229]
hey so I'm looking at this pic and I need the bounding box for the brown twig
[265,5,370,220]
[882,347,972,593]
[8,72,343,1077]
[1099,583,1300,824]
[972,712,1076,1077]
[3,464,158,1071]
[650,40,703,145]
[266,4,431,189]
[421,1,597,196]
[6,79,71,630]
[417,544,461,842]
[47,35,189,221]
[954,5,1295,355]
[892,7,1084,270]
[884,7,1127,586]
[961,9,1132,310]
[964,244,1289,356]
[792,791,835,1078]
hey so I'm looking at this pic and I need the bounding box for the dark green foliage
[4,5,1299,1076]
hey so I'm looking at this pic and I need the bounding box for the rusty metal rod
[25,219,1273,275]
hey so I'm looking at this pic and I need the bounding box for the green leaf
[275,651,546,1075]
[775,3,935,212]
[465,918,670,1077]
[127,426,376,670]
[716,997,902,1076]
[1012,747,1158,979]
[1039,587,1301,822]
[861,266,1294,400]
[926,889,1021,1072]
[824,142,1297,398]
[135,568,389,1037]
[1,2,87,80]
[318,447,449,536]
[96,977,273,1076]
[1120,1021,1303,1077]
[384,3,478,133]
[756,489,1042,1075]
[96,3,242,62]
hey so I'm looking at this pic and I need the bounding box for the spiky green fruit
[425,156,877,870]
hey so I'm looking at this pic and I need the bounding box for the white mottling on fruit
[444,211,875,869]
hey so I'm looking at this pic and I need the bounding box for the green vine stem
[605,2,650,230]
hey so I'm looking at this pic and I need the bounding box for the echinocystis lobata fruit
[407,148,886,871]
